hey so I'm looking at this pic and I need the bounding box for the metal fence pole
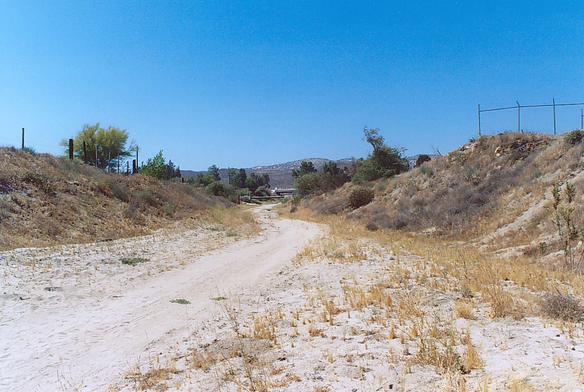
[581,109,583,130]
[21,128,25,149]
[553,98,557,135]
[477,104,481,138]
[516,101,521,132]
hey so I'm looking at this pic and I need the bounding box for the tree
[65,123,131,169]
[353,127,409,183]
[245,172,270,192]
[208,165,221,181]
[141,150,182,180]
[292,161,317,178]
[228,168,247,188]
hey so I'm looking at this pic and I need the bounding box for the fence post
[581,109,583,130]
[553,98,557,135]
[516,101,521,133]
[21,128,25,149]
[132,159,137,174]
[83,141,87,162]
[135,147,139,173]
[95,145,98,167]
[477,104,481,138]
[68,139,74,160]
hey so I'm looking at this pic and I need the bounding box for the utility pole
[552,98,557,135]
[477,104,481,139]
[21,128,25,149]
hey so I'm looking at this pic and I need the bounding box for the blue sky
[1,1,583,169]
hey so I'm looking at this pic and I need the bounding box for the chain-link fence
[477,100,584,138]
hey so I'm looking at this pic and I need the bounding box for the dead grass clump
[483,285,525,320]
[541,293,584,322]
[342,284,392,311]
[455,301,476,320]
[251,315,278,344]
[461,340,483,373]
[415,335,460,374]
[125,363,180,391]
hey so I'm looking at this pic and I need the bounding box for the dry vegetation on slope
[304,132,584,258]
[0,147,253,250]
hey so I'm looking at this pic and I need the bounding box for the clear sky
[1,1,583,169]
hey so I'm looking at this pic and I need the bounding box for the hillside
[182,158,357,188]
[302,132,584,258]
[0,148,253,250]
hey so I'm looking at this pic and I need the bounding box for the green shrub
[170,298,191,305]
[349,187,374,209]
[353,128,409,183]
[161,203,175,216]
[296,173,321,196]
[205,181,234,198]
[121,257,149,266]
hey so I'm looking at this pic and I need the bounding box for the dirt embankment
[0,148,251,250]
[304,132,584,256]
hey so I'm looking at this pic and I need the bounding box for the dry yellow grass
[455,301,476,320]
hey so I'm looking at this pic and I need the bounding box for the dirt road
[0,205,320,391]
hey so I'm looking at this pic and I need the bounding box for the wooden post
[132,159,137,174]
[95,145,98,167]
[21,128,25,149]
[68,139,74,160]
[581,109,583,130]
[135,147,139,173]
[83,141,87,163]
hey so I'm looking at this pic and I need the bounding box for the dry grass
[455,301,476,320]
[0,148,257,250]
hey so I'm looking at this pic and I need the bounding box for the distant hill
[182,158,357,188]
[182,155,436,188]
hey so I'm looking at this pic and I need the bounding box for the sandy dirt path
[0,205,320,391]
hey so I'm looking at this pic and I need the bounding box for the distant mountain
[181,158,357,188]
[182,155,433,188]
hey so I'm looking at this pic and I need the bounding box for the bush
[296,173,321,196]
[108,180,129,202]
[541,293,584,321]
[135,189,158,207]
[565,130,584,145]
[349,187,374,209]
[205,181,235,198]
[415,154,432,167]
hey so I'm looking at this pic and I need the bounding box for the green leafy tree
[208,165,221,181]
[245,173,270,192]
[292,161,317,178]
[141,150,182,180]
[353,127,409,183]
[228,168,248,188]
[64,123,131,169]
